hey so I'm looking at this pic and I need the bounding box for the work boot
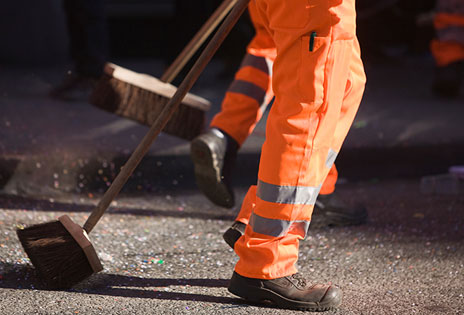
[190,128,239,208]
[223,193,367,249]
[311,193,368,228]
[222,221,246,249]
[228,271,342,311]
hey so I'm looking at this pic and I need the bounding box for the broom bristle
[16,221,94,289]
[90,74,205,140]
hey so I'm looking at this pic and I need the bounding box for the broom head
[90,63,211,140]
[16,215,103,289]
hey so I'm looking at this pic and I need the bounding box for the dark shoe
[432,61,463,99]
[49,71,98,102]
[228,271,341,311]
[190,128,238,208]
[223,221,246,249]
[223,193,367,249]
[311,193,368,228]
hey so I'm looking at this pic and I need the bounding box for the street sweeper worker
[431,0,464,97]
[193,0,366,311]
[191,0,367,243]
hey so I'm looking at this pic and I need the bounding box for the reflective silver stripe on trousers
[257,180,321,205]
[240,54,269,74]
[325,148,338,168]
[228,80,267,105]
[249,212,310,238]
[437,27,464,45]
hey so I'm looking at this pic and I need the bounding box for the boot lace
[290,273,307,287]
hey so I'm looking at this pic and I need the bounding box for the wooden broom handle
[160,0,238,83]
[83,0,250,233]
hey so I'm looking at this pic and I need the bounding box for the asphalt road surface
[0,178,463,314]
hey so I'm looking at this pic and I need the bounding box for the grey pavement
[0,55,463,314]
[0,179,463,314]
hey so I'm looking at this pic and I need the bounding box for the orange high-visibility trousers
[232,0,366,279]
[211,1,338,195]
[430,0,464,66]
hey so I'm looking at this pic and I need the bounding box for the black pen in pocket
[309,31,317,52]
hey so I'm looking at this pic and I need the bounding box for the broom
[16,0,250,290]
[90,0,238,140]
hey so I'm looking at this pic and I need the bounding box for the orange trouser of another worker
[430,0,464,66]
[210,2,338,195]
[224,0,366,279]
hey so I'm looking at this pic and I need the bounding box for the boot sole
[222,226,243,249]
[228,274,341,311]
[190,137,234,208]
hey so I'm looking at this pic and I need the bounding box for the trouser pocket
[323,38,354,114]
[298,35,331,107]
